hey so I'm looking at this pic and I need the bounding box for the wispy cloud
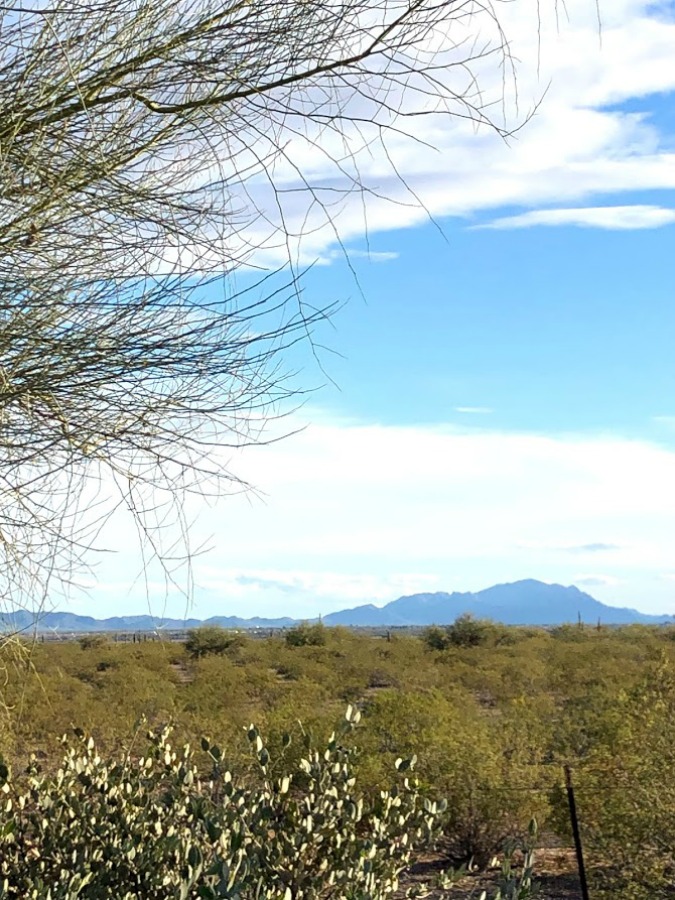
[574,574,623,588]
[454,406,494,414]
[319,249,400,265]
[199,568,441,609]
[235,575,301,594]
[566,542,621,553]
[476,205,675,231]
[516,541,621,555]
[214,2,675,266]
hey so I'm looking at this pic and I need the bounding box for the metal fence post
[564,765,590,900]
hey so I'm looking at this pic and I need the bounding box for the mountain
[202,615,296,629]
[322,580,672,626]
[1,580,671,632]
[0,609,297,633]
[0,610,203,633]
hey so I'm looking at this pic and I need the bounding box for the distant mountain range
[0,610,297,634]
[1,580,672,633]
[321,579,672,626]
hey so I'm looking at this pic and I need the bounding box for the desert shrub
[9,622,675,896]
[175,657,257,756]
[549,654,675,900]
[368,668,400,690]
[78,633,109,650]
[96,659,117,672]
[422,625,450,651]
[356,689,548,869]
[446,614,501,648]
[0,706,441,900]
[549,623,590,641]
[284,621,327,647]
[423,616,510,652]
[184,626,245,659]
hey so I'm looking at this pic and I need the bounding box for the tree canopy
[0,0,539,612]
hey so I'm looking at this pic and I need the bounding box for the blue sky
[62,0,675,621]
[298,217,675,436]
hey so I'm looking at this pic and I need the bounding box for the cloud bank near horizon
[60,413,675,620]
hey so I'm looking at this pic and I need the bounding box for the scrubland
[2,618,675,898]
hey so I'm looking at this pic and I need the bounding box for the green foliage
[423,616,512,651]
[445,614,502,648]
[185,627,246,659]
[5,621,675,895]
[422,625,449,651]
[284,621,327,648]
[488,818,540,900]
[356,689,549,868]
[0,707,438,900]
[549,623,590,642]
[78,633,109,651]
[551,654,675,900]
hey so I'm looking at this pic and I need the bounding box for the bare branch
[0,0,546,616]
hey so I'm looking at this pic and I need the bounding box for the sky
[59,0,675,621]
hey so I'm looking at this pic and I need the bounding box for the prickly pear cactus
[0,705,439,899]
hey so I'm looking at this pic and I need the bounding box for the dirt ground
[397,847,583,899]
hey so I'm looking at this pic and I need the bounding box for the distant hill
[1,579,671,633]
[322,579,672,626]
[0,610,295,634]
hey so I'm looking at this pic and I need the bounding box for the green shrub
[184,626,245,659]
[422,625,449,651]
[356,689,548,870]
[446,614,498,648]
[423,616,509,651]
[78,633,109,650]
[549,623,590,641]
[548,655,675,900]
[284,621,326,647]
[0,706,440,900]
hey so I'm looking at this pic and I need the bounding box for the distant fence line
[3,620,662,644]
[15,625,429,644]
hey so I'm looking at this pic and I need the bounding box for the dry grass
[396,847,582,899]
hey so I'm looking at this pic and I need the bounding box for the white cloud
[74,413,675,618]
[477,205,675,230]
[207,0,675,266]
[574,574,623,588]
[198,568,440,605]
[455,406,494,414]
[567,543,621,553]
[318,249,399,265]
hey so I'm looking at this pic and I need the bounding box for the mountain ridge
[1,579,671,632]
[321,579,671,626]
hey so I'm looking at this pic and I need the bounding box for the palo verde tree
[0,0,549,615]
